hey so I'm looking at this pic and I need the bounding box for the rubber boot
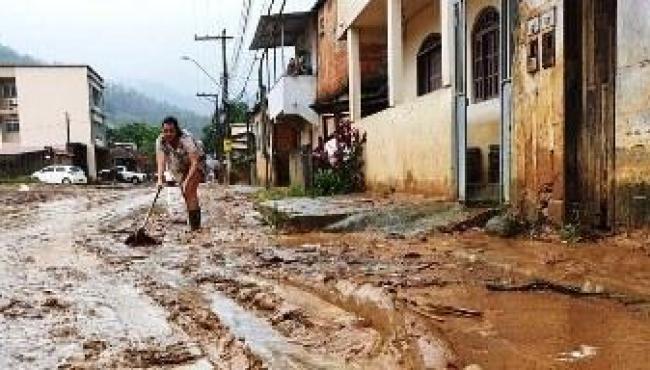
[188,208,201,231]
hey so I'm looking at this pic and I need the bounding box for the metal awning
[249,12,312,50]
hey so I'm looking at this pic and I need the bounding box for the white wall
[15,67,92,148]
[268,75,318,125]
[0,66,101,177]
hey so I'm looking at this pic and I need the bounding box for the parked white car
[115,166,147,184]
[32,165,87,184]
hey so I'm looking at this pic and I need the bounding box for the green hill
[104,83,208,135]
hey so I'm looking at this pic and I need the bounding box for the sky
[0,0,314,114]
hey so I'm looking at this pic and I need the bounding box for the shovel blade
[125,228,160,246]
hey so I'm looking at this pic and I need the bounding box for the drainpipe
[452,0,468,202]
[499,0,516,204]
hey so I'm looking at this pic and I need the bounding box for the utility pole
[195,29,234,184]
[196,93,220,182]
[65,111,70,145]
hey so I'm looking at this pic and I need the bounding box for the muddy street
[1,184,649,369]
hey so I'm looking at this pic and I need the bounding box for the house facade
[0,65,108,179]
[511,0,650,228]
[249,11,319,188]
[334,0,650,228]
[247,0,649,228]
[338,0,502,200]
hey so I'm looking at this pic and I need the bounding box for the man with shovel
[155,116,206,231]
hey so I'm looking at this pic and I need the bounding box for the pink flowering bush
[312,118,367,196]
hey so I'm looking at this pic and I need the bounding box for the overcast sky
[0,0,313,114]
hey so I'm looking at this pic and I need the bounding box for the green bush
[312,169,346,196]
[287,184,307,197]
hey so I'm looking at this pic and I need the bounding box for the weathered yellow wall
[511,0,566,222]
[466,0,501,188]
[357,87,454,198]
[615,0,650,226]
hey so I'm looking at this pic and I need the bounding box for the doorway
[565,0,617,228]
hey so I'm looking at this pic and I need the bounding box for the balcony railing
[0,98,18,112]
[267,74,318,125]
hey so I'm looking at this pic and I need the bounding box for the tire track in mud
[79,186,455,369]
[157,187,458,369]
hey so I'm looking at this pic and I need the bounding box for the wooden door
[577,0,616,228]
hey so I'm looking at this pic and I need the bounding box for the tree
[107,122,160,157]
[228,101,248,123]
[201,123,217,156]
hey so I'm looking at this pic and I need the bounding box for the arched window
[417,33,442,96]
[472,7,500,102]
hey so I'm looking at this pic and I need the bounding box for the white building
[0,65,107,179]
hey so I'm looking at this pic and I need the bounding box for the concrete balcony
[337,0,375,38]
[0,98,18,114]
[267,75,318,125]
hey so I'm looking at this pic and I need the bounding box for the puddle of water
[208,292,352,370]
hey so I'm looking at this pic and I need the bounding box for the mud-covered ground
[1,184,649,369]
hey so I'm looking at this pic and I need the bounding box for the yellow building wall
[358,87,454,198]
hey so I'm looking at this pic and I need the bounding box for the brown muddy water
[1,185,649,369]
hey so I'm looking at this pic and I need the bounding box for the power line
[232,0,280,102]
[232,0,254,70]
[234,52,261,101]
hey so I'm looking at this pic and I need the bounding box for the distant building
[230,122,255,184]
[249,10,318,188]
[0,65,108,179]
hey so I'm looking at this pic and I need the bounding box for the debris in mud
[486,278,602,297]
[403,252,422,259]
[82,339,108,361]
[556,344,598,362]
[0,298,35,317]
[41,297,71,311]
[484,214,522,237]
[403,298,482,319]
[121,342,204,367]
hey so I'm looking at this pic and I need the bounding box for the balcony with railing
[268,72,318,125]
[249,10,318,125]
[0,98,18,114]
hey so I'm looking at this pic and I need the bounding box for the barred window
[472,7,500,102]
[417,34,442,96]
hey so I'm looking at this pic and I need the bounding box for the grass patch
[253,185,309,204]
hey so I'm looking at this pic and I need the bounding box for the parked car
[115,166,147,184]
[32,165,87,184]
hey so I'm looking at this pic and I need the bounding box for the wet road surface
[1,184,649,369]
